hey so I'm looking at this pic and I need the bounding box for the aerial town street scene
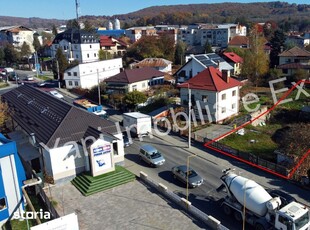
[0,0,309,229]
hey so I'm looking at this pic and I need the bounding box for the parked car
[49,90,64,99]
[26,75,34,81]
[171,165,203,188]
[267,189,297,208]
[139,144,165,167]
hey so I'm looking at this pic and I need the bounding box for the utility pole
[97,69,101,105]
[188,84,191,148]
[56,60,60,88]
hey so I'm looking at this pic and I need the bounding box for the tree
[204,40,213,53]
[98,49,113,60]
[83,20,95,33]
[20,42,31,59]
[123,91,147,111]
[291,69,308,82]
[0,47,5,65]
[0,100,9,132]
[33,34,41,53]
[174,41,187,65]
[66,19,80,30]
[52,48,68,81]
[4,43,19,65]
[52,24,58,36]
[241,26,269,86]
[269,29,286,68]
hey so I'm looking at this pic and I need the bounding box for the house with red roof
[100,35,128,57]
[104,67,164,94]
[222,52,243,75]
[130,58,172,73]
[228,36,249,48]
[178,66,241,123]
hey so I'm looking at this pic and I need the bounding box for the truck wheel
[255,223,265,230]
[234,211,242,222]
[223,204,232,215]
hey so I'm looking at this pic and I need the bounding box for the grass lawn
[4,194,51,230]
[36,75,53,81]
[0,82,9,88]
[219,125,280,161]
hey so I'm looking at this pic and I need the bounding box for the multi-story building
[99,35,128,57]
[178,67,241,123]
[51,29,100,63]
[125,26,157,43]
[64,58,123,89]
[0,25,35,52]
[178,23,247,48]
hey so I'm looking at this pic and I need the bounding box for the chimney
[217,60,221,71]
[30,133,36,145]
[222,69,230,83]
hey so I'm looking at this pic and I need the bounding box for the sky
[0,0,309,20]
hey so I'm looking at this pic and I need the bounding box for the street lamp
[97,69,101,105]
[183,82,192,148]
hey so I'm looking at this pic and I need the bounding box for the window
[202,95,208,102]
[232,103,236,109]
[142,82,146,88]
[0,197,7,211]
[68,81,72,86]
[232,90,236,96]
[74,45,77,49]
[94,53,96,57]
[74,81,79,86]
[90,45,92,48]
[76,54,79,58]
[221,107,226,113]
[67,72,71,76]
[132,85,137,91]
[221,93,226,100]
[73,72,77,76]
[283,69,288,74]
[87,54,89,58]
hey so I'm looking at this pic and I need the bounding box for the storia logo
[12,209,51,220]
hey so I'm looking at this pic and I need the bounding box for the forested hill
[112,1,309,30]
[0,1,309,31]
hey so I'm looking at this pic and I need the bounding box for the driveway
[47,180,203,230]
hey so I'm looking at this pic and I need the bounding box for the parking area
[47,180,203,230]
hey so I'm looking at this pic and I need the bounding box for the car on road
[139,144,165,167]
[49,90,64,99]
[171,165,203,188]
[267,189,297,208]
[26,75,34,81]
[37,79,59,88]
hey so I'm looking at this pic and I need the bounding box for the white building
[125,26,157,42]
[2,85,125,184]
[176,53,234,83]
[0,25,35,52]
[178,23,247,48]
[64,58,123,89]
[51,29,100,63]
[179,67,241,123]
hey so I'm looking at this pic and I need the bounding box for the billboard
[90,140,114,176]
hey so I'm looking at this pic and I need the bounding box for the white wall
[46,145,86,182]
[0,155,23,218]
[128,80,149,92]
[80,43,100,63]
[64,58,123,89]
[180,85,239,123]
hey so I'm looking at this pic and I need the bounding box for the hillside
[0,2,309,30]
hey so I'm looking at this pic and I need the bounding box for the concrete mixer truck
[220,169,310,230]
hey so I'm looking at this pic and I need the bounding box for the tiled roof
[2,85,119,148]
[223,52,243,63]
[277,63,310,69]
[104,67,164,84]
[100,35,115,47]
[132,58,172,68]
[178,66,241,92]
[278,46,310,57]
[228,36,249,46]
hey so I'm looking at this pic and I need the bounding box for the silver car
[139,144,165,167]
[171,165,203,188]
